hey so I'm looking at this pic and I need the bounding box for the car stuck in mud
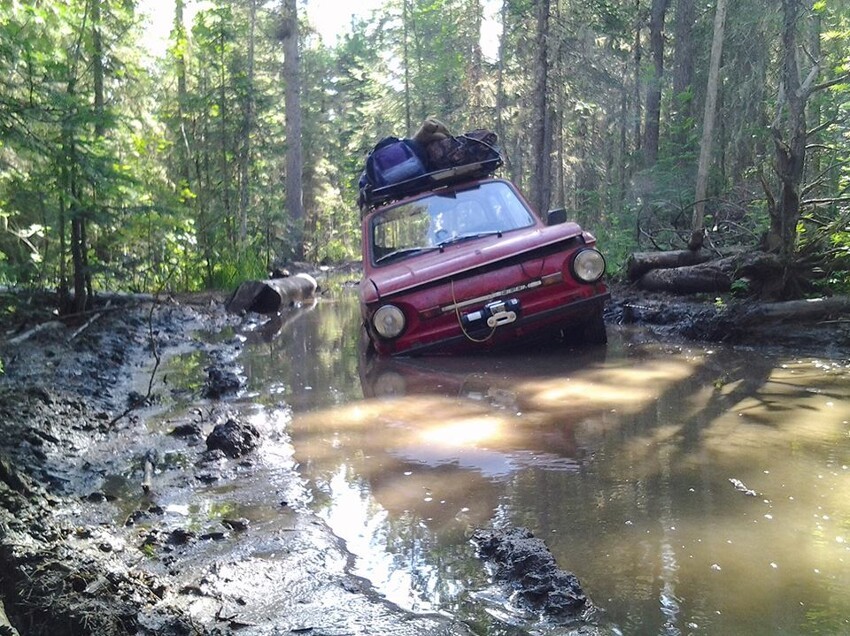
[359,173,610,356]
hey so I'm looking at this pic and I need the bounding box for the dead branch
[67,302,111,342]
[6,321,63,346]
[811,72,850,94]
[736,296,850,324]
[798,63,820,97]
[802,196,850,206]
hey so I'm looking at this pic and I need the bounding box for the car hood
[363,221,588,302]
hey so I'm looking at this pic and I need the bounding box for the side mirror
[547,208,567,226]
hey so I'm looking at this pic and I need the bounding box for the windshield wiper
[375,246,442,264]
[438,231,502,249]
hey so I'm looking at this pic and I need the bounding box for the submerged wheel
[581,309,608,345]
[562,309,607,346]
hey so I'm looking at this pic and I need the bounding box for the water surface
[203,291,850,634]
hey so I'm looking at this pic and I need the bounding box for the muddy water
[184,292,850,634]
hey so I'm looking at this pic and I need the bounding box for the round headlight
[572,249,606,283]
[372,304,406,339]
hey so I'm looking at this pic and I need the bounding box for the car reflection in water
[356,344,613,473]
[288,343,619,617]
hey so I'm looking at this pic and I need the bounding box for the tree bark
[626,249,715,281]
[643,0,670,167]
[466,0,484,118]
[633,0,643,153]
[282,0,304,260]
[402,0,411,134]
[226,273,318,314]
[671,0,695,150]
[238,0,256,244]
[672,0,695,113]
[690,0,727,249]
[764,0,813,264]
[495,0,511,177]
[530,0,552,215]
[218,25,232,243]
[735,296,850,324]
[636,251,783,294]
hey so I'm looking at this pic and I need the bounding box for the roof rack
[359,156,503,214]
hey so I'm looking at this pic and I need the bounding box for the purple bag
[365,137,426,188]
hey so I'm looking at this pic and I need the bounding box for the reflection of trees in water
[359,340,840,632]
[508,346,849,634]
[240,296,363,408]
[248,298,848,633]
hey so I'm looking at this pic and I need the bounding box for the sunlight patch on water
[224,295,850,635]
[418,416,502,446]
[518,358,700,417]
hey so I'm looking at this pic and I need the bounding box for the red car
[359,175,609,356]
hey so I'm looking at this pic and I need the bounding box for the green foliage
[0,0,847,302]
[207,248,268,291]
[730,278,750,297]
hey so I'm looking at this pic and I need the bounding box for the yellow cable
[451,279,497,343]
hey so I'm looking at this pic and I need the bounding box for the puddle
[145,291,850,634]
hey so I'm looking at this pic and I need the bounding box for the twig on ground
[67,302,111,342]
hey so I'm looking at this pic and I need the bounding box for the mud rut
[0,295,479,635]
[1,286,846,636]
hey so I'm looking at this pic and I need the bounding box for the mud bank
[1,281,846,636]
[606,283,850,356]
[0,292,469,636]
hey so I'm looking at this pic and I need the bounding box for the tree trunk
[690,0,727,250]
[226,273,318,314]
[673,0,695,108]
[467,0,484,118]
[282,0,304,260]
[671,0,695,146]
[806,10,822,182]
[764,0,813,265]
[636,252,783,294]
[64,74,86,314]
[402,0,411,134]
[736,296,850,324]
[530,0,552,214]
[495,0,510,177]
[633,0,643,153]
[643,0,669,167]
[626,248,715,281]
[238,0,256,244]
[218,27,232,243]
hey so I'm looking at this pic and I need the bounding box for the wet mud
[0,291,470,636]
[0,282,846,635]
[471,527,589,620]
[606,283,850,355]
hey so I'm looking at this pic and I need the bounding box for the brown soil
[0,282,845,636]
[0,290,469,636]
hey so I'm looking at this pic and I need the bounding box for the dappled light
[517,358,698,415]
[178,295,850,635]
[418,416,503,447]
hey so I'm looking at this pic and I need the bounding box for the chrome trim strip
[439,280,543,313]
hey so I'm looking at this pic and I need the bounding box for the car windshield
[370,181,535,265]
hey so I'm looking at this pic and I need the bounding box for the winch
[461,298,520,330]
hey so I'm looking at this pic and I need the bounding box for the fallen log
[638,262,731,293]
[636,251,783,295]
[226,273,318,314]
[626,249,714,282]
[735,296,850,324]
